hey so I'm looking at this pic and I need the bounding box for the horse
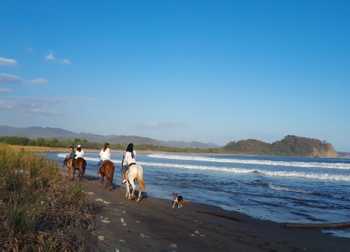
[65,157,86,180]
[125,164,145,202]
[99,160,115,190]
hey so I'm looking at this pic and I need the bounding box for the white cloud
[0,97,62,116]
[0,73,22,84]
[0,88,12,93]
[62,58,72,65]
[45,52,72,65]
[30,78,48,85]
[45,52,56,61]
[139,121,187,130]
[0,57,17,66]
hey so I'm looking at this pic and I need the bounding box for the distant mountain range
[0,126,339,157]
[0,125,218,149]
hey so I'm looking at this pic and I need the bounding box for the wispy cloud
[30,78,48,85]
[45,52,56,61]
[0,88,12,93]
[0,73,22,84]
[45,51,72,65]
[0,97,62,116]
[0,57,17,66]
[138,121,188,130]
[62,59,72,65]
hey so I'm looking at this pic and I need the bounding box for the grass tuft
[0,144,96,251]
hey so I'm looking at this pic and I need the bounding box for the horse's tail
[139,178,145,191]
[138,165,145,191]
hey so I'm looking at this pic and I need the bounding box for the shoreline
[80,176,350,251]
[9,145,346,159]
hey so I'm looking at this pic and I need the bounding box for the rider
[98,143,111,174]
[75,144,85,159]
[121,143,136,184]
[64,145,76,166]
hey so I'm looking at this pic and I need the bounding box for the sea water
[47,152,350,237]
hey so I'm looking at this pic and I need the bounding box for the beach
[82,176,350,252]
[49,151,350,227]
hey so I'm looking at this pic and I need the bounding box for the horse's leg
[99,167,104,184]
[137,186,142,202]
[104,173,110,189]
[137,179,145,202]
[108,180,113,191]
[69,166,74,180]
[125,182,130,199]
[78,167,83,181]
[130,179,136,200]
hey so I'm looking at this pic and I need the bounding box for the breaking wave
[148,154,350,170]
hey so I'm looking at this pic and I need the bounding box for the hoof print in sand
[120,217,127,226]
[95,198,111,205]
[169,243,177,248]
[190,230,206,238]
[101,217,111,224]
[140,233,149,239]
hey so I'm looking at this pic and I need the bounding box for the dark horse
[64,157,86,180]
[98,160,115,190]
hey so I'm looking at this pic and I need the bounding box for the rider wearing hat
[75,144,85,159]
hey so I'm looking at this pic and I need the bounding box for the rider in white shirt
[99,143,111,161]
[75,145,85,159]
[121,143,136,184]
[98,143,111,176]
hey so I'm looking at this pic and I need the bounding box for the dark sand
[81,176,350,252]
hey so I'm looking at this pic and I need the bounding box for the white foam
[148,154,350,170]
[268,184,309,194]
[57,153,350,182]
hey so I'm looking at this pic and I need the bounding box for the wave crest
[148,154,350,170]
[57,153,350,182]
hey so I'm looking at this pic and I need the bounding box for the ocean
[47,152,350,238]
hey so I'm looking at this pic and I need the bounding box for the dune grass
[0,144,96,251]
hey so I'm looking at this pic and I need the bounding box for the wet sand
[80,176,350,252]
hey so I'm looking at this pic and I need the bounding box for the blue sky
[0,0,349,150]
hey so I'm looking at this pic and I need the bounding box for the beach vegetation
[0,144,96,251]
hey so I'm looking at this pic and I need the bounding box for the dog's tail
[182,200,190,205]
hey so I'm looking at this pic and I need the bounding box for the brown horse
[99,160,115,190]
[65,157,86,180]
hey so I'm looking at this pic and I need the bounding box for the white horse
[125,164,145,202]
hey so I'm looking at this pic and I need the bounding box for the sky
[0,0,349,150]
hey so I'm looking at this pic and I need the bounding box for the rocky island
[224,135,337,157]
